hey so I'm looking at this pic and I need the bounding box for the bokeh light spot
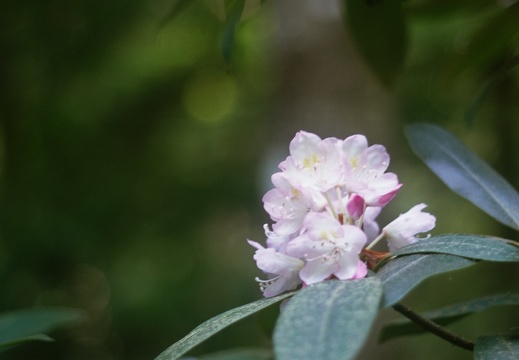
[183,69,238,124]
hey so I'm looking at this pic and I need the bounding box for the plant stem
[392,302,475,351]
[365,232,385,250]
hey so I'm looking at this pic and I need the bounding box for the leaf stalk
[392,302,474,351]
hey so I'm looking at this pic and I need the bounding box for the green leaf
[375,234,519,269]
[0,334,54,351]
[159,0,199,29]
[465,56,519,126]
[155,292,295,360]
[273,278,383,360]
[475,335,519,360]
[447,3,519,77]
[376,253,475,307]
[344,0,407,87]
[0,307,84,351]
[380,291,519,342]
[405,123,519,230]
[222,0,245,68]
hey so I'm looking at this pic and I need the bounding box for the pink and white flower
[248,240,304,297]
[263,173,313,235]
[339,135,402,206]
[286,212,367,284]
[281,132,342,197]
[383,203,436,252]
[249,130,436,297]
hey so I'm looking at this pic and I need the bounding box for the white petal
[299,259,337,285]
[333,253,360,280]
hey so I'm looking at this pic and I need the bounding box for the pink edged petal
[362,173,401,206]
[375,183,403,207]
[353,260,368,279]
[333,252,361,280]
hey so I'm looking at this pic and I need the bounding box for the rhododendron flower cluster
[249,131,436,297]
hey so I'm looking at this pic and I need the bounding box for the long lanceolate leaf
[374,234,519,270]
[274,278,383,360]
[380,291,519,342]
[222,0,245,67]
[344,0,407,87]
[155,292,294,360]
[405,123,519,230]
[376,253,475,307]
[0,308,84,351]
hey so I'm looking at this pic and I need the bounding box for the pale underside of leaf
[374,234,519,270]
[405,123,519,230]
[274,278,383,360]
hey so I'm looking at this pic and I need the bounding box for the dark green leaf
[159,0,199,29]
[376,253,475,307]
[447,3,519,77]
[274,278,383,360]
[155,292,294,360]
[0,334,54,351]
[475,335,519,360]
[465,56,519,126]
[380,291,519,342]
[0,308,84,351]
[222,0,245,67]
[405,123,519,230]
[375,234,519,270]
[344,0,407,87]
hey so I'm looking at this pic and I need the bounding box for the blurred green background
[0,0,518,359]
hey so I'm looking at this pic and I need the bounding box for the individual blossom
[339,135,402,206]
[286,212,367,284]
[383,203,436,252]
[248,240,304,297]
[263,173,313,235]
[280,131,342,199]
